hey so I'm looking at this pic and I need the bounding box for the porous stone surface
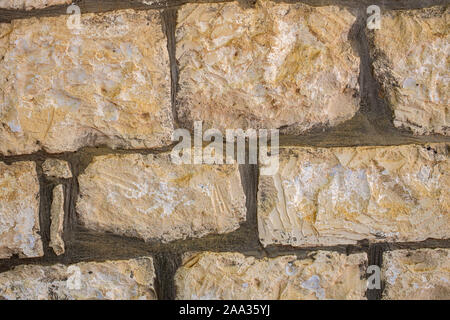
[0,257,157,299]
[0,9,173,155]
[369,7,449,135]
[0,161,43,258]
[50,184,65,256]
[0,0,71,10]
[382,249,450,300]
[77,153,246,242]
[175,251,367,300]
[258,143,450,247]
[42,159,72,178]
[176,1,360,132]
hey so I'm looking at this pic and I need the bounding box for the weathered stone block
[0,161,43,258]
[382,249,450,300]
[0,257,156,299]
[258,144,450,247]
[176,1,360,132]
[77,153,246,242]
[175,251,367,299]
[369,7,449,135]
[0,9,173,155]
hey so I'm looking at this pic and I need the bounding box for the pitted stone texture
[42,159,72,178]
[369,7,449,135]
[0,0,71,10]
[175,251,367,300]
[0,10,173,155]
[50,184,65,256]
[0,161,43,258]
[0,257,156,300]
[77,153,246,242]
[258,144,450,247]
[382,249,450,300]
[176,1,360,133]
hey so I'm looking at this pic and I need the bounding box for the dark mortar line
[355,4,400,142]
[273,0,449,10]
[262,241,370,259]
[35,160,53,258]
[239,164,260,246]
[367,243,384,300]
[4,229,448,266]
[279,132,450,148]
[64,165,78,262]
[259,238,450,255]
[0,144,178,166]
[0,0,234,23]
[161,8,181,128]
[353,6,392,120]
[153,252,182,299]
[0,0,447,23]
[1,132,449,164]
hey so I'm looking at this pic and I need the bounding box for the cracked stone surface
[77,153,246,242]
[258,143,450,247]
[0,257,157,299]
[382,249,450,300]
[0,9,173,155]
[369,6,449,135]
[175,251,367,300]
[0,161,43,258]
[176,1,360,133]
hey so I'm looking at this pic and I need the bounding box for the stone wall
[0,0,449,300]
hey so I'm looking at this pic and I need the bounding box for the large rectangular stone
[0,9,173,155]
[77,153,246,242]
[369,6,449,135]
[258,144,449,247]
[0,161,43,258]
[176,1,360,133]
[175,251,367,300]
[382,249,450,300]
[0,257,156,300]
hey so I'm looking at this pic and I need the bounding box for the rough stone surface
[382,249,450,300]
[258,143,450,247]
[50,184,65,256]
[369,7,449,135]
[176,1,360,132]
[0,161,43,258]
[42,159,72,178]
[77,153,246,242]
[0,9,173,155]
[175,251,367,300]
[0,257,157,299]
[0,0,71,10]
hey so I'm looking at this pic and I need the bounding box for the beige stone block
[175,251,367,300]
[0,257,157,299]
[382,249,450,300]
[258,144,450,246]
[77,153,246,242]
[0,161,43,258]
[369,7,449,135]
[0,9,173,155]
[176,1,360,133]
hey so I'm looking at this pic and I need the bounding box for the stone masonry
[0,0,449,300]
